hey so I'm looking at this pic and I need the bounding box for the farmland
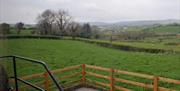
[98,25,180,52]
[6,24,180,53]
[1,0,180,90]
[0,39,179,79]
[0,38,179,90]
[1,24,179,77]
[148,25,180,34]
[1,19,180,91]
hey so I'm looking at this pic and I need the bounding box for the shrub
[0,23,10,35]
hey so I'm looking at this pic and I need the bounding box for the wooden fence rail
[13,64,180,91]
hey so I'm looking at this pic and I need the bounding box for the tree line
[2,9,175,41]
[0,22,24,35]
[0,9,99,39]
[36,9,96,39]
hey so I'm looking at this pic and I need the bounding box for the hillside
[88,19,180,27]
[148,25,180,34]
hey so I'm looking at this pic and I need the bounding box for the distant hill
[7,19,180,29]
[88,22,109,26]
[112,19,180,27]
[88,19,180,27]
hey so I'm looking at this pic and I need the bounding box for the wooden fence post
[44,72,50,91]
[81,64,86,82]
[110,68,114,91]
[153,76,159,91]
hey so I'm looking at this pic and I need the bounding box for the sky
[0,0,180,24]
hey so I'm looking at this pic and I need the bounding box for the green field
[0,39,179,78]
[82,25,180,52]
[149,25,180,34]
[0,39,180,90]
[122,25,180,52]
[115,36,180,52]
[7,25,180,52]
[81,36,180,52]
[10,29,34,35]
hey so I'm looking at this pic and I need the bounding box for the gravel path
[74,87,99,91]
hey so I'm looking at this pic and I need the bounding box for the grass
[7,25,180,52]
[114,39,180,52]
[0,39,179,78]
[0,39,180,90]
[79,36,180,52]
[149,25,180,34]
[10,29,34,35]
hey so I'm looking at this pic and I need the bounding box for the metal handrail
[10,77,44,91]
[0,55,64,91]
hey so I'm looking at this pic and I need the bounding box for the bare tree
[15,22,24,34]
[54,10,71,36]
[36,9,73,36]
[36,19,48,35]
[36,9,55,35]
[69,22,80,39]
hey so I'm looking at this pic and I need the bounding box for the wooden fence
[11,64,180,91]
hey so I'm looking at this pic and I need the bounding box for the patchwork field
[76,36,180,53]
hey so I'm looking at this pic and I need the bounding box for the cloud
[83,3,102,10]
[0,0,180,24]
[45,0,71,4]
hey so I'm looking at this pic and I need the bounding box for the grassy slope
[114,25,180,51]
[85,37,180,52]
[0,39,179,79]
[115,40,180,52]
[150,26,180,33]
[8,25,180,52]
[117,25,180,51]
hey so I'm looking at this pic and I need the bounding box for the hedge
[74,38,178,54]
[0,35,62,39]
[0,35,178,53]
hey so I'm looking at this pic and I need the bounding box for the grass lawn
[0,39,179,90]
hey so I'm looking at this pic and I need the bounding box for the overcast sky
[0,0,180,24]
